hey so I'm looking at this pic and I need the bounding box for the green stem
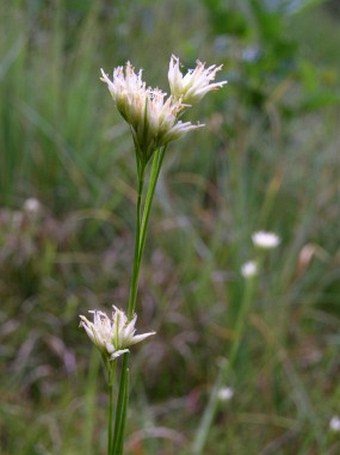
[109,147,165,455]
[127,161,146,319]
[191,358,228,455]
[112,147,166,455]
[138,147,166,263]
[115,366,130,455]
[127,147,166,318]
[111,354,130,455]
[228,276,255,366]
[107,363,116,454]
[191,274,256,455]
[108,384,114,453]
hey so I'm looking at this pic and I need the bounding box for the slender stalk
[192,275,256,454]
[115,366,130,455]
[108,382,114,453]
[112,146,166,454]
[138,147,166,262]
[111,354,130,455]
[127,160,146,319]
[191,359,228,455]
[127,147,166,319]
[107,363,116,454]
[228,276,255,366]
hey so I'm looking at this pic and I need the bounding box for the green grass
[1,1,339,454]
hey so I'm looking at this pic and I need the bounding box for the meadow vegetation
[0,1,339,454]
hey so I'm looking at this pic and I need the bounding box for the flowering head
[79,306,155,361]
[168,55,227,104]
[100,64,203,163]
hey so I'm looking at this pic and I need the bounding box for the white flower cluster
[100,56,226,163]
[79,306,155,361]
[241,231,280,279]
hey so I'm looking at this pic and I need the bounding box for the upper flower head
[79,306,155,361]
[168,55,227,104]
[100,64,203,163]
[252,231,281,250]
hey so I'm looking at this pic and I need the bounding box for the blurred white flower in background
[79,306,155,361]
[241,260,258,278]
[252,231,280,249]
[329,415,340,432]
[217,387,234,401]
[23,198,41,215]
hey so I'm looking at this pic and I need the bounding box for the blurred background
[0,1,339,454]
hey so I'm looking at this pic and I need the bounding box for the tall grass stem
[192,273,257,454]
[113,147,165,453]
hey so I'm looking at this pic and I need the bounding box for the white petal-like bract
[168,55,227,104]
[80,306,155,361]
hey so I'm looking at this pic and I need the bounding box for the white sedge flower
[252,231,280,249]
[168,55,227,104]
[217,387,234,401]
[79,306,155,361]
[241,260,258,278]
[100,64,203,162]
[23,198,41,215]
[329,415,340,432]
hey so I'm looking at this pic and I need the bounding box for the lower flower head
[79,306,155,361]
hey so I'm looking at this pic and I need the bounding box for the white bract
[252,231,280,249]
[100,63,203,163]
[168,55,227,104]
[79,306,155,361]
[241,260,258,278]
